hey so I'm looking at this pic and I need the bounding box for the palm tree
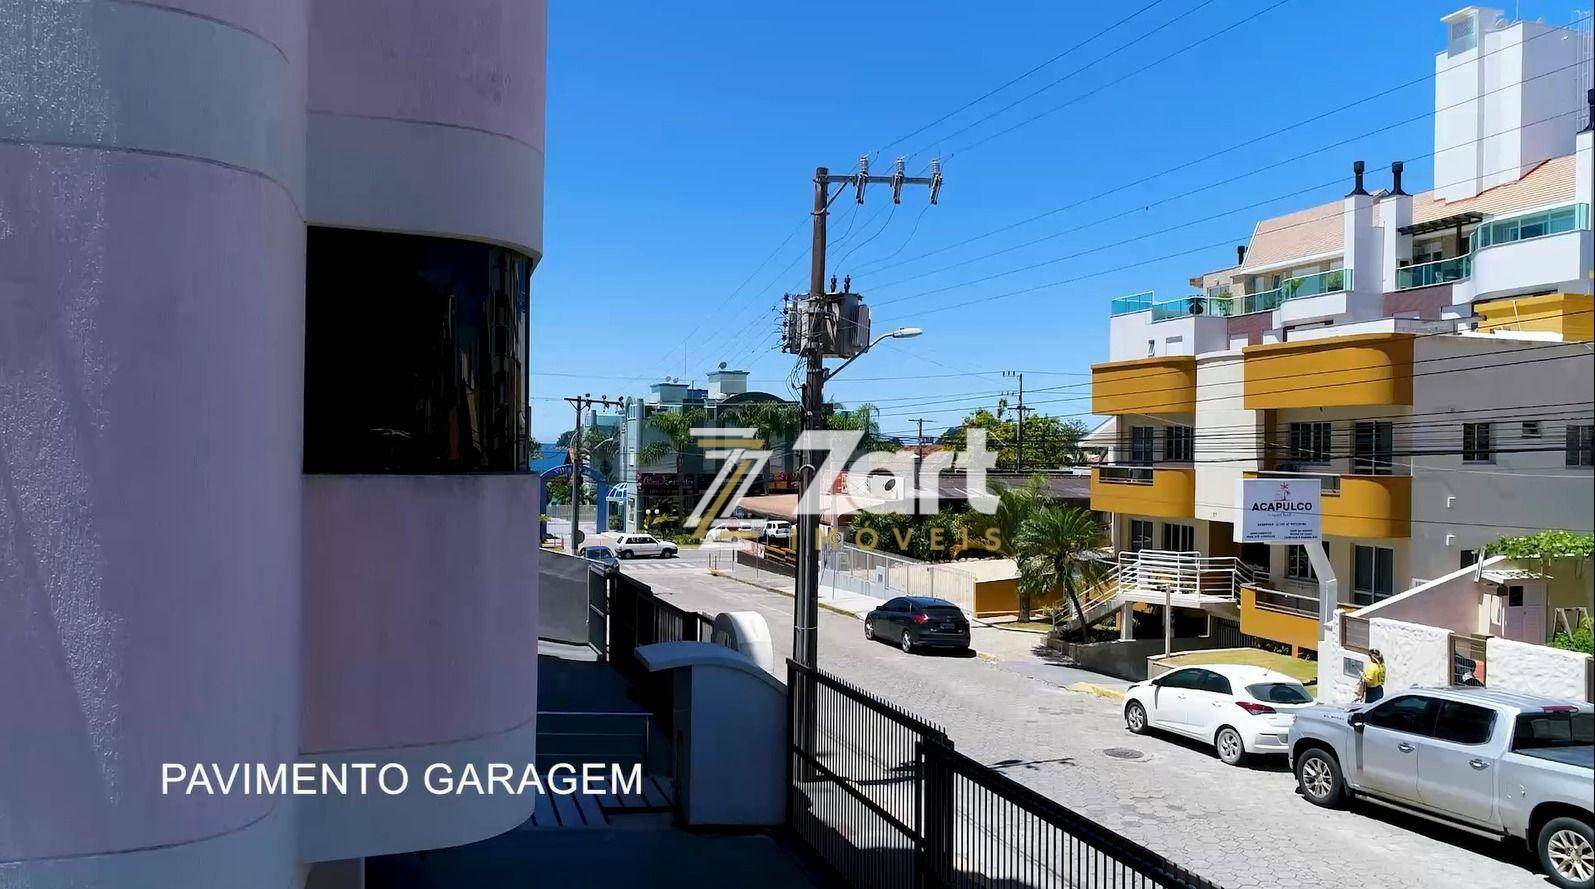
[1013,503,1103,635]
[826,402,896,453]
[638,406,705,517]
[726,400,802,477]
[989,474,1047,558]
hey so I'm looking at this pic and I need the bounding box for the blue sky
[531,0,1585,443]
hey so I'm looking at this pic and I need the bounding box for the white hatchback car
[613,533,678,559]
[1122,664,1314,765]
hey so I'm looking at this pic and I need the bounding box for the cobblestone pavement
[637,563,1551,889]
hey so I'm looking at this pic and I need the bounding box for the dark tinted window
[1514,711,1595,749]
[884,598,908,612]
[304,227,531,473]
[1156,669,1203,690]
[1198,670,1232,695]
[1434,701,1496,745]
[1365,696,1440,735]
[1247,683,1312,704]
[923,606,965,619]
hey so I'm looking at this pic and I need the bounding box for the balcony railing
[1109,291,1156,315]
[1237,268,1351,315]
[1150,295,1234,321]
[1097,465,1154,484]
[1470,203,1590,251]
[1395,253,1472,290]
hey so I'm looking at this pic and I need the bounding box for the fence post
[918,740,954,888]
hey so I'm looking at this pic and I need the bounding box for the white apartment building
[1087,7,1593,659]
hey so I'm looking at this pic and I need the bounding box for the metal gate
[586,566,608,658]
[786,660,1225,889]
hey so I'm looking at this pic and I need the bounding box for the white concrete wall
[1487,636,1593,702]
[1107,312,1228,362]
[1317,613,1362,705]
[1193,353,1258,527]
[1409,335,1595,581]
[1371,617,1454,692]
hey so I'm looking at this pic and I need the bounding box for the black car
[864,596,971,654]
[579,545,620,575]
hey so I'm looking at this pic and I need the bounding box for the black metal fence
[787,659,1225,889]
[605,573,716,732]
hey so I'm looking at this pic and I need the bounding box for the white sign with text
[1235,477,1322,542]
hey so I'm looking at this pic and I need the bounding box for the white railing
[1116,549,1258,602]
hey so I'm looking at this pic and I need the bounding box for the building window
[1522,421,1541,438]
[1287,422,1332,465]
[1353,545,1395,605]
[303,227,532,473]
[1568,425,1594,467]
[1286,542,1328,583]
[1162,523,1195,552]
[1462,423,1493,463]
[1163,426,1194,462]
[1128,519,1154,552]
[1127,426,1155,465]
[1354,421,1394,474]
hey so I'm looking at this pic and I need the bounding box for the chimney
[1346,160,1368,197]
[1390,161,1407,196]
[1235,245,1247,267]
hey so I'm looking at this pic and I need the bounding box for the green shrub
[1551,617,1594,655]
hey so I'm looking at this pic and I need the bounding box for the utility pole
[910,417,928,520]
[1003,370,1029,472]
[787,155,942,672]
[565,393,625,554]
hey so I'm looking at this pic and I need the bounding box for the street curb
[1066,682,1125,701]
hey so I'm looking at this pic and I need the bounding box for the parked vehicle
[760,520,792,543]
[579,545,620,575]
[1289,687,1594,889]
[864,596,971,654]
[613,533,677,559]
[1123,665,1314,766]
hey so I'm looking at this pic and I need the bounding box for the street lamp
[824,326,923,382]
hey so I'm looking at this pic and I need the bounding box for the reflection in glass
[304,227,531,473]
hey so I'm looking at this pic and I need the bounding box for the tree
[989,474,1048,558]
[940,409,1088,470]
[639,406,705,514]
[1013,503,1103,632]
[725,400,802,476]
[826,402,896,455]
[582,425,621,478]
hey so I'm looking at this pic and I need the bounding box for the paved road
[633,555,1551,889]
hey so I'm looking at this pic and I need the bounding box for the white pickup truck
[1289,687,1594,888]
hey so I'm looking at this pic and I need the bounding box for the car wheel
[1539,816,1595,889]
[665,549,677,558]
[1295,748,1346,808]
[864,619,876,641]
[619,550,633,560]
[1215,726,1247,766]
[900,630,914,654]
[1124,701,1149,734]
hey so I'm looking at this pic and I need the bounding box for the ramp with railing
[1053,550,1261,629]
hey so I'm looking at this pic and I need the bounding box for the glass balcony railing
[1395,253,1472,290]
[1235,267,1350,315]
[1469,203,1590,251]
[1109,291,1156,315]
[1150,295,1234,321]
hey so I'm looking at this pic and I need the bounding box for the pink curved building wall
[0,0,308,871]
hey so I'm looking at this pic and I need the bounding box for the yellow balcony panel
[1242,333,1414,409]
[1244,472,1411,538]
[1475,293,1593,343]
[1240,586,1321,653]
[1091,355,1196,415]
[1091,466,1194,518]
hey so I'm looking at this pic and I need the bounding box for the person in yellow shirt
[1359,649,1387,703]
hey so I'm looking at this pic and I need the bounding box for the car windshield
[1245,682,1312,704]
[585,548,613,558]
[1513,711,1595,750]
[922,606,964,619]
